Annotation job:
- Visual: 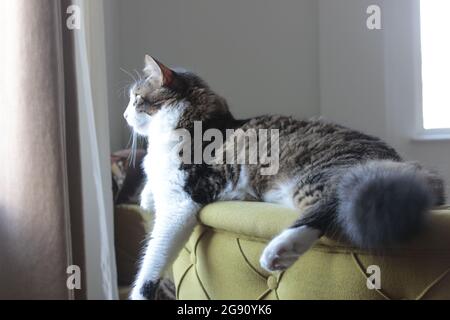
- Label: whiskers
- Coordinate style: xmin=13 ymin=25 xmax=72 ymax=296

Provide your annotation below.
xmin=127 ymin=130 xmax=146 ymax=168
xmin=120 ymin=67 xmax=138 ymax=83
xmin=118 ymin=68 xmax=143 ymax=99
xmin=120 ymin=67 xmax=147 ymax=167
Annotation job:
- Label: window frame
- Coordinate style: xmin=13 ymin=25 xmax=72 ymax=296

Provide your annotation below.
xmin=416 ymin=0 xmax=450 ymax=139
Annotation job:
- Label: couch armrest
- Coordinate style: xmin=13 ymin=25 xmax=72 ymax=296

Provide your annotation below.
xmin=199 ymin=202 xmax=450 ymax=254
xmin=199 ymin=201 xmax=298 ymax=241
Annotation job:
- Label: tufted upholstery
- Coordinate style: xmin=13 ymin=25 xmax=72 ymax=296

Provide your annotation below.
xmin=173 ymin=202 xmax=450 ymax=300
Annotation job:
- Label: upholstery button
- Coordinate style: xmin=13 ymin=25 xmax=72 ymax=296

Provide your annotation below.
xmin=267 ymin=276 xmax=278 ymax=290
xmin=190 ymin=252 xmax=196 ymax=264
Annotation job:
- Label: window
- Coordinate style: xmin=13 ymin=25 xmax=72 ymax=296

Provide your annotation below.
xmin=420 ymin=1 xmax=450 ymax=130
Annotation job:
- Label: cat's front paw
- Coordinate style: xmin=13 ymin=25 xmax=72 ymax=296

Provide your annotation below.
xmin=130 ymin=288 xmax=147 ymax=300
xmin=130 ymin=280 xmax=161 ymax=300
xmin=260 ymin=226 xmax=320 ymax=272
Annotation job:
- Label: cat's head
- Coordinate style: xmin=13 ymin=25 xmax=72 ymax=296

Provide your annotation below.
xmin=124 ymin=55 xmax=231 ymax=136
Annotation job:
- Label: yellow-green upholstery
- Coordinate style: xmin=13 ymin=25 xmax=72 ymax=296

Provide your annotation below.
xmin=173 ymin=202 xmax=450 ymax=300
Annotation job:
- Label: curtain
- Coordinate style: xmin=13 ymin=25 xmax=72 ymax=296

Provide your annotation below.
xmin=0 ymin=0 xmax=118 ymax=300
xmin=72 ymin=0 xmax=118 ymax=300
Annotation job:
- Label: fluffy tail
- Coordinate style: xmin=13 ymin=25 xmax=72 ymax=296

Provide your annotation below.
xmin=337 ymin=160 xmax=445 ymax=249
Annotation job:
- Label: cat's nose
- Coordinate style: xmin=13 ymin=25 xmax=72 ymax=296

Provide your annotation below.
xmin=123 ymin=111 xmax=128 ymax=120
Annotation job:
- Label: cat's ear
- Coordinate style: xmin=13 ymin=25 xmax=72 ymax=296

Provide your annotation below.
xmin=144 ymin=55 xmax=174 ymax=87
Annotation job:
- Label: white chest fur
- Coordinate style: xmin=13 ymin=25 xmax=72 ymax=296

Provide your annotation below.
xmin=142 ymin=105 xmax=191 ymax=213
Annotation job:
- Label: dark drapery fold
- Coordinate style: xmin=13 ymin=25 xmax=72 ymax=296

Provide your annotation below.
xmin=0 ymin=0 xmax=85 ymax=299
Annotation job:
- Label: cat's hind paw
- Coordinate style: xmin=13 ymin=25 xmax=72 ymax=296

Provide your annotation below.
xmin=260 ymin=226 xmax=320 ymax=272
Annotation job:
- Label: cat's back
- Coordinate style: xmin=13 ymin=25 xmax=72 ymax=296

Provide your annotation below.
xmin=239 ymin=115 xmax=338 ymax=136
xmin=237 ymin=115 xmax=401 ymax=166
xmin=239 ymin=114 xmax=376 ymax=142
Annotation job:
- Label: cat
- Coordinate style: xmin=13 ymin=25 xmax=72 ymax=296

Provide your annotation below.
xmin=123 ymin=55 xmax=445 ymax=300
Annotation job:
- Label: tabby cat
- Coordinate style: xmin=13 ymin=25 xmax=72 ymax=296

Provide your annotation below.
xmin=123 ymin=55 xmax=445 ymax=300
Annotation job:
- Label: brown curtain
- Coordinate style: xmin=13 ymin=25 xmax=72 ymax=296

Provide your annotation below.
xmin=0 ymin=0 xmax=85 ymax=299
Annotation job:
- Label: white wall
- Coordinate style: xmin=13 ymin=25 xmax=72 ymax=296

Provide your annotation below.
xmin=105 ymin=0 xmax=320 ymax=149
xmin=319 ymin=0 xmax=450 ymax=199
xmin=318 ymin=0 xmax=387 ymax=138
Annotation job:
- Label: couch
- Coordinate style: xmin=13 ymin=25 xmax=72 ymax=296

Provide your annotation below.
xmin=172 ymin=202 xmax=450 ymax=300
